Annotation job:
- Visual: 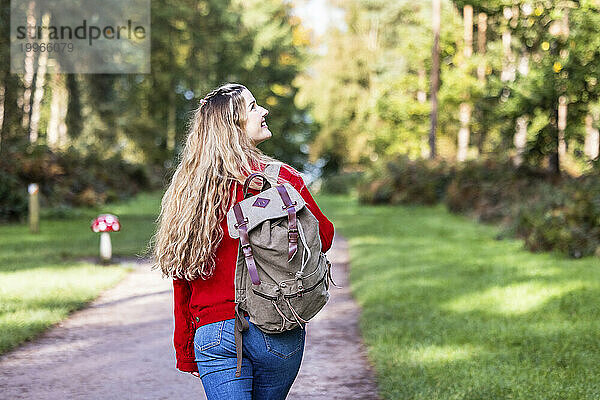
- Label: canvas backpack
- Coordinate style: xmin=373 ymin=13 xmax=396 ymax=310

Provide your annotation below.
xmin=226 ymin=162 xmax=338 ymax=377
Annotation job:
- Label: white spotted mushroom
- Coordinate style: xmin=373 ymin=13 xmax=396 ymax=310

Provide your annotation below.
xmin=90 ymin=214 xmax=121 ymax=263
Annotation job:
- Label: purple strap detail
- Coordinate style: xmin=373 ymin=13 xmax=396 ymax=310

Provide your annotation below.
xmin=233 ymin=203 xmax=261 ymax=285
xmin=276 ymin=185 xmax=298 ymax=262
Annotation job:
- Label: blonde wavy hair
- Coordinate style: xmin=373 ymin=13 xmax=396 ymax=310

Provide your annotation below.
xmin=149 ymin=83 xmax=278 ymax=281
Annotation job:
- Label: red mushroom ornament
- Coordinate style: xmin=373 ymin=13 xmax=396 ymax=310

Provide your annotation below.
xmin=90 ymin=214 xmax=120 ymax=263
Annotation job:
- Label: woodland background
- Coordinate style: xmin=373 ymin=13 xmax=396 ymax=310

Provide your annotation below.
xmin=1 ymin=0 xmax=599 ymax=258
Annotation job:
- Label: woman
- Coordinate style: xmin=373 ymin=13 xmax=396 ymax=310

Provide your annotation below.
xmin=151 ymin=83 xmax=335 ymax=399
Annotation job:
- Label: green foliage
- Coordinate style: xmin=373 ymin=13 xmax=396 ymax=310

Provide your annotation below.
xmin=444 ymin=158 xmax=600 ymax=257
xmin=318 ymin=193 xmax=600 ymax=400
xmin=512 ymin=173 xmax=600 ymax=258
xmin=0 ymin=142 xmax=159 ymax=221
xmin=0 ymin=172 xmax=28 ymax=223
xmin=319 ymin=171 xmax=364 ymax=195
xmin=298 ymin=0 xmax=600 ymax=175
xmin=477 ymin=0 xmax=600 ymax=173
xmin=445 ymin=159 xmax=555 ymax=222
xmin=358 ymin=154 xmax=454 ymax=205
xmin=297 ymin=0 xmax=455 ymax=171
xmin=1 ymin=0 xmax=313 ymax=191
xmin=145 ymin=0 xmax=312 ymax=167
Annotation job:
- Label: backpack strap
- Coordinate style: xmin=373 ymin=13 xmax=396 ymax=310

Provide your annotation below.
xmin=234 ymin=303 xmax=249 ymax=377
xmin=233 ymin=203 xmax=261 ymax=285
xmin=276 ymin=185 xmax=299 ymax=262
xmin=242 ymin=173 xmax=270 ymax=198
xmin=241 ymin=162 xmax=281 ymax=198
xmin=263 ymin=162 xmax=282 ymax=185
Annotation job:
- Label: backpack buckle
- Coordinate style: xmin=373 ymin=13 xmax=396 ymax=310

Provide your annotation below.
xmin=241 ymin=243 xmax=253 ymax=256
xmin=281 ymin=201 xmax=297 ymax=210
xmin=288 ymin=228 xmax=298 ymax=242
xmin=234 ymin=217 xmax=249 ymax=228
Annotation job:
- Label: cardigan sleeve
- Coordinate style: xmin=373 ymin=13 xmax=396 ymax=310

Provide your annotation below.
xmin=298 ymin=179 xmax=335 ymax=253
xmin=172 ymin=278 xmax=198 ymax=373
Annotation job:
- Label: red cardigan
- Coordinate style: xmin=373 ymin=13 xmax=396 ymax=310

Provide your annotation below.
xmin=172 ymin=162 xmax=335 ymax=373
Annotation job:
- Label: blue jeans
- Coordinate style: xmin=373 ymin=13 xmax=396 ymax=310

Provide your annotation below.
xmin=194 ymin=316 xmax=305 ymax=400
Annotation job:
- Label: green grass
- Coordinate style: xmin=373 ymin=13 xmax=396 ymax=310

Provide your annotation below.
xmin=0 ymin=190 xmax=164 ymax=354
xmin=317 ymin=192 xmax=600 ymax=400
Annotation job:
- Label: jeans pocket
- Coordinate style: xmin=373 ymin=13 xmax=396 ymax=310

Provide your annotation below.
xmin=261 ymin=327 xmax=304 ymax=359
xmin=194 ymin=320 xmax=225 ymax=352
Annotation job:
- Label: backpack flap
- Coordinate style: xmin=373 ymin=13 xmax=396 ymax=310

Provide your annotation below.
xmin=226 ymin=182 xmax=306 ymax=239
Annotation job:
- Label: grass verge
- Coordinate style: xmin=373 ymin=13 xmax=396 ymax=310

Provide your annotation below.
xmin=0 ymin=190 xmax=163 ymax=355
xmin=317 ymin=192 xmax=600 ymax=400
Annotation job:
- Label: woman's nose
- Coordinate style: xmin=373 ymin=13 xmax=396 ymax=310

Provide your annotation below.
xmin=261 ymin=107 xmax=269 ymax=117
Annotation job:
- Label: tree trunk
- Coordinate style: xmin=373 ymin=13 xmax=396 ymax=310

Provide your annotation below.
xmin=0 ymin=76 xmax=5 ymax=152
xmin=65 ymin=74 xmax=82 ymax=139
xmin=429 ymin=0 xmax=441 ymax=160
xmin=457 ymin=103 xmax=472 ymax=161
xmin=47 ymin=73 xmax=69 ymax=149
xmin=20 ymin=1 xmax=37 ymax=133
xmin=548 ymin=105 xmax=560 ymax=175
xmin=29 ymin=13 xmax=51 ymax=144
xmin=457 ymin=5 xmax=473 ymax=162
xmin=584 ymin=114 xmax=599 ymax=160
xmin=548 ymin=149 xmax=559 ymax=175
xmin=501 ymin=6 xmax=517 ymax=82
xmin=367 ymin=14 xmax=379 ymax=52
xmin=547 ymin=4 xmax=570 ymax=177
xmin=418 ymin=67 xmax=429 ymax=158
xmin=463 ymin=5 xmax=473 ymax=58
xmin=513 ymin=116 xmax=528 ymax=166
xmin=501 ymin=31 xmax=515 ymax=82
xmin=557 ymin=95 xmax=567 ymax=170
xmin=553 ymin=8 xmax=570 ymax=172
xmin=475 ymin=12 xmax=488 ymax=156
xmin=477 ymin=13 xmax=487 ymax=82
xmin=167 ymin=85 xmax=176 ymax=152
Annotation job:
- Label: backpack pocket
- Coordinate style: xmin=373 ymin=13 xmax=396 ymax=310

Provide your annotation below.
xmin=244 ymin=253 xmax=330 ymax=334
xmin=245 ymin=280 xmax=297 ymax=333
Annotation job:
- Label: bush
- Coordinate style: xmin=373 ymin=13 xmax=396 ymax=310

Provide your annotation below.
xmin=0 ymin=142 xmax=159 ymax=221
xmin=357 ymin=154 xmax=600 ymax=259
xmin=511 ymin=174 xmax=600 ymax=258
xmin=358 ymin=154 xmax=454 ymax=205
xmin=320 ymin=171 xmax=364 ymax=194
xmin=0 ymin=172 xmax=28 ymax=223
xmin=445 ymin=159 xmax=558 ymax=223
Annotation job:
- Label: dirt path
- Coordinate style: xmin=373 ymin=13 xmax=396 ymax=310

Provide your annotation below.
xmin=0 ymin=234 xmax=380 ymax=399
xmin=287 ymin=234 xmax=381 ymax=400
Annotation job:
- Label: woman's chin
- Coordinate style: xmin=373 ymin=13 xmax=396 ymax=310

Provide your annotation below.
xmin=253 ymin=131 xmax=271 ymax=145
